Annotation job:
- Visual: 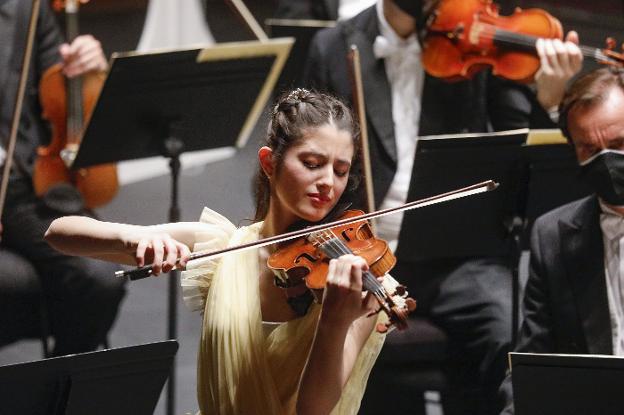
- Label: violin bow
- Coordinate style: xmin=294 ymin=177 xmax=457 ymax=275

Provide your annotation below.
xmin=347 ymin=45 xmax=376 ymax=218
xmin=116 ymin=180 xmax=499 ymax=280
xmin=0 ymin=0 xmax=41 ymax=219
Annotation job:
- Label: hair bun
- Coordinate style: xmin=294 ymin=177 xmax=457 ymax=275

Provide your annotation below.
xmin=287 ymin=88 xmax=311 ymax=103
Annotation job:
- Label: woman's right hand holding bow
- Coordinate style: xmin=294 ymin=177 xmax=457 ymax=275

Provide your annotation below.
xmin=45 ymin=216 xmax=201 ymax=271
xmin=120 ymin=230 xmax=192 ymax=275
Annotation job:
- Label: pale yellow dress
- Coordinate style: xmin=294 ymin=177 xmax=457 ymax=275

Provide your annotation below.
xmin=181 ymin=207 xmax=387 ymax=415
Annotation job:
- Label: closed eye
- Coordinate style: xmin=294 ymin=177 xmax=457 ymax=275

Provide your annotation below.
xmin=303 ymin=160 xmax=320 ymax=169
xmin=335 ymin=168 xmax=349 ymax=177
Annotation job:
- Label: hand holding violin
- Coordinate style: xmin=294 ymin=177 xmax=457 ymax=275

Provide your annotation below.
xmin=535 ymin=31 xmax=583 ymax=110
xmin=59 ymin=34 xmax=108 ymax=78
xmin=320 ymin=255 xmax=380 ymax=328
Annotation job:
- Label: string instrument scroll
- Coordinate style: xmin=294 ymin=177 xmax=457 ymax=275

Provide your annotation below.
xmin=422 ymin=0 xmax=624 ymax=83
xmin=33 ymin=0 xmax=118 ymax=209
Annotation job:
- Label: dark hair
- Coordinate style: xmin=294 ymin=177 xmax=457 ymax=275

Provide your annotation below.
xmin=253 ymin=88 xmax=360 ymax=221
xmin=559 ymin=67 xmax=624 ymax=141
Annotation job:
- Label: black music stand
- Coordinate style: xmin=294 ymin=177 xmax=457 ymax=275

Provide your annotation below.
xmin=265 ymin=18 xmax=335 ymax=91
xmin=521 ymin=130 xmax=592 ymax=247
xmin=72 ymin=38 xmax=292 ymax=415
xmin=0 ymin=340 xmax=178 ymax=415
xmin=397 ymin=129 xmax=529 ymax=260
xmin=397 ymin=129 xmax=590 ymax=345
xmin=510 ymin=352 xmax=624 ymax=415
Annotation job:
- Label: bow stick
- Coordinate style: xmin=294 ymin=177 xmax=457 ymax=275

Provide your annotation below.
xmin=116 ymin=180 xmax=498 ymax=280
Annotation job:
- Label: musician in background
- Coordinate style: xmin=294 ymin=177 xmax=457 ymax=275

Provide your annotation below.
xmin=0 ymin=0 xmax=125 ymax=356
xmin=304 ymin=0 xmax=582 ymax=413
xmin=499 ymin=66 xmax=624 ymax=414
xmin=274 ymin=0 xmax=376 ymax=21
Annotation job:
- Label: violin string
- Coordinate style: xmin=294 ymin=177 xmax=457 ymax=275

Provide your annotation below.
xmin=313 ymin=229 xmax=386 ymax=296
xmin=475 ymin=24 xmax=610 ymax=62
xmin=325 ymin=233 xmax=386 ymax=296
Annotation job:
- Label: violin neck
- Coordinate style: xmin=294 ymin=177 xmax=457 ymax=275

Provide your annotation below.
xmin=65 ymin=1 xmax=84 ymax=142
xmin=492 ymin=29 xmax=616 ymax=65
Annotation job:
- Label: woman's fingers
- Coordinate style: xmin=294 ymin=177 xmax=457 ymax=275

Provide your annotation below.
xmin=132 ymin=233 xmax=189 ymax=275
xmin=177 ymin=242 xmax=192 ymax=268
xmin=162 ymin=237 xmax=179 ymax=273
xmin=150 ymin=237 xmax=165 ymax=275
xmin=135 ymin=238 xmax=149 ymax=267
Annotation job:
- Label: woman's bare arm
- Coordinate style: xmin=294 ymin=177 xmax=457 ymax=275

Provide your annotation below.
xmin=45 ymin=216 xmax=204 ymax=272
xmin=296 ymin=255 xmax=378 ymax=415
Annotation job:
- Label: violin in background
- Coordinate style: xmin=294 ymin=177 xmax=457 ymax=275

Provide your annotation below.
xmin=34 ymin=0 xmax=118 ymax=209
xmin=422 ymin=0 xmax=624 ymax=83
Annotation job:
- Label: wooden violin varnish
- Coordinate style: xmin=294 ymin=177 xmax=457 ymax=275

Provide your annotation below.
xmin=34 ymin=0 xmax=118 ymax=209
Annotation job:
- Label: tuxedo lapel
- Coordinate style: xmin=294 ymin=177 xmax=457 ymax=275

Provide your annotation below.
xmin=342 ymin=9 xmax=397 ymax=164
xmin=560 ymin=197 xmax=612 ymax=355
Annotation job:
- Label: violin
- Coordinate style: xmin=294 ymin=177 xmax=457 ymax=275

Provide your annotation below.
xmin=268 ymin=209 xmax=416 ymax=333
xmin=33 ymin=0 xmax=118 ymax=209
xmin=422 ymin=0 xmax=624 ymax=83
xmin=115 ymin=181 xmax=498 ymax=331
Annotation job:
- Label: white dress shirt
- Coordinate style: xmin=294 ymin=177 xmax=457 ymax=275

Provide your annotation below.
xmin=600 ymin=201 xmax=624 ymax=355
xmin=372 ymin=0 xmax=425 ymax=251
xmin=338 ymin=0 xmax=377 ymax=20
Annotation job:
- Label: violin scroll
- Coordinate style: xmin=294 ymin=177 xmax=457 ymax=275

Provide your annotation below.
xmin=372 ymin=276 xmax=417 ymax=334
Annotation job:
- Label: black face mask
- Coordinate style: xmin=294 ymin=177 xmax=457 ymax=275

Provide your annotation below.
xmin=394 ymin=0 xmax=423 ymax=19
xmin=580 ymin=150 xmax=624 ymax=206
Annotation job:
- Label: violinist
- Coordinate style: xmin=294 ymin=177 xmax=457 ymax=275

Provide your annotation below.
xmin=0 ymin=0 xmax=125 ymax=356
xmin=304 ymin=0 xmax=582 ymax=414
xmin=45 ymin=89 xmax=396 ymax=415
xmin=499 ymin=67 xmax=624 ymax=414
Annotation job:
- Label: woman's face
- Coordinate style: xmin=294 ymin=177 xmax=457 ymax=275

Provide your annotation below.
xmin=270 ymin=123 xmax=354 ymax=225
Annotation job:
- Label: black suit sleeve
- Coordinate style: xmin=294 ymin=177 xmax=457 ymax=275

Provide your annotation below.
xmin=499 ymin=217 xmax=557 ymax=414
xmin=487 ymin=75 xmax=556 ymax=131
xmin=35 ymin=1 xmax=63 ymax=79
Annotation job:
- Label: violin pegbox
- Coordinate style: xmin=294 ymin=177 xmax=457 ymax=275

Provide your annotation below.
xmin=604 ymin=37 xmax=624 ymax=68
xmin=374 ymin=274 xmax=417 ymax=334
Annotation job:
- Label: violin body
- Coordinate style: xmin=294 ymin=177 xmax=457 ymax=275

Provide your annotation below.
xmin=268 ymin=210 xmax=414 ymax=332
xmin=423 ymin=0 xmax=562 ymax=83
xmin=34 ymin=63 xmax=118 ymax=209
xmin=268 ymin=210 xmax=395 ymax=291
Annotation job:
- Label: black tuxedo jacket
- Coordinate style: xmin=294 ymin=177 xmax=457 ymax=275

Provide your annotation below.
xmin=304 ymin=6 xmax=551 ymax=206
xmin=499 ymin=195 xmax=612 ymax=414
xmin=0 ymin=0 xmax=62 ymax=178
xmin=274 ymin=0 xmax=339 ymax=21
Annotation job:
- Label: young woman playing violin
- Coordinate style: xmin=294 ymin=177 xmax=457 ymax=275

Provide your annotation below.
xmin=45 ymin=89 xmax=392 ymax=415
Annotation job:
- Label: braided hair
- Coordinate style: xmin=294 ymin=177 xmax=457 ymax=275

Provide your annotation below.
xmin=253 ymin=89 xmax=360 ymax=221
